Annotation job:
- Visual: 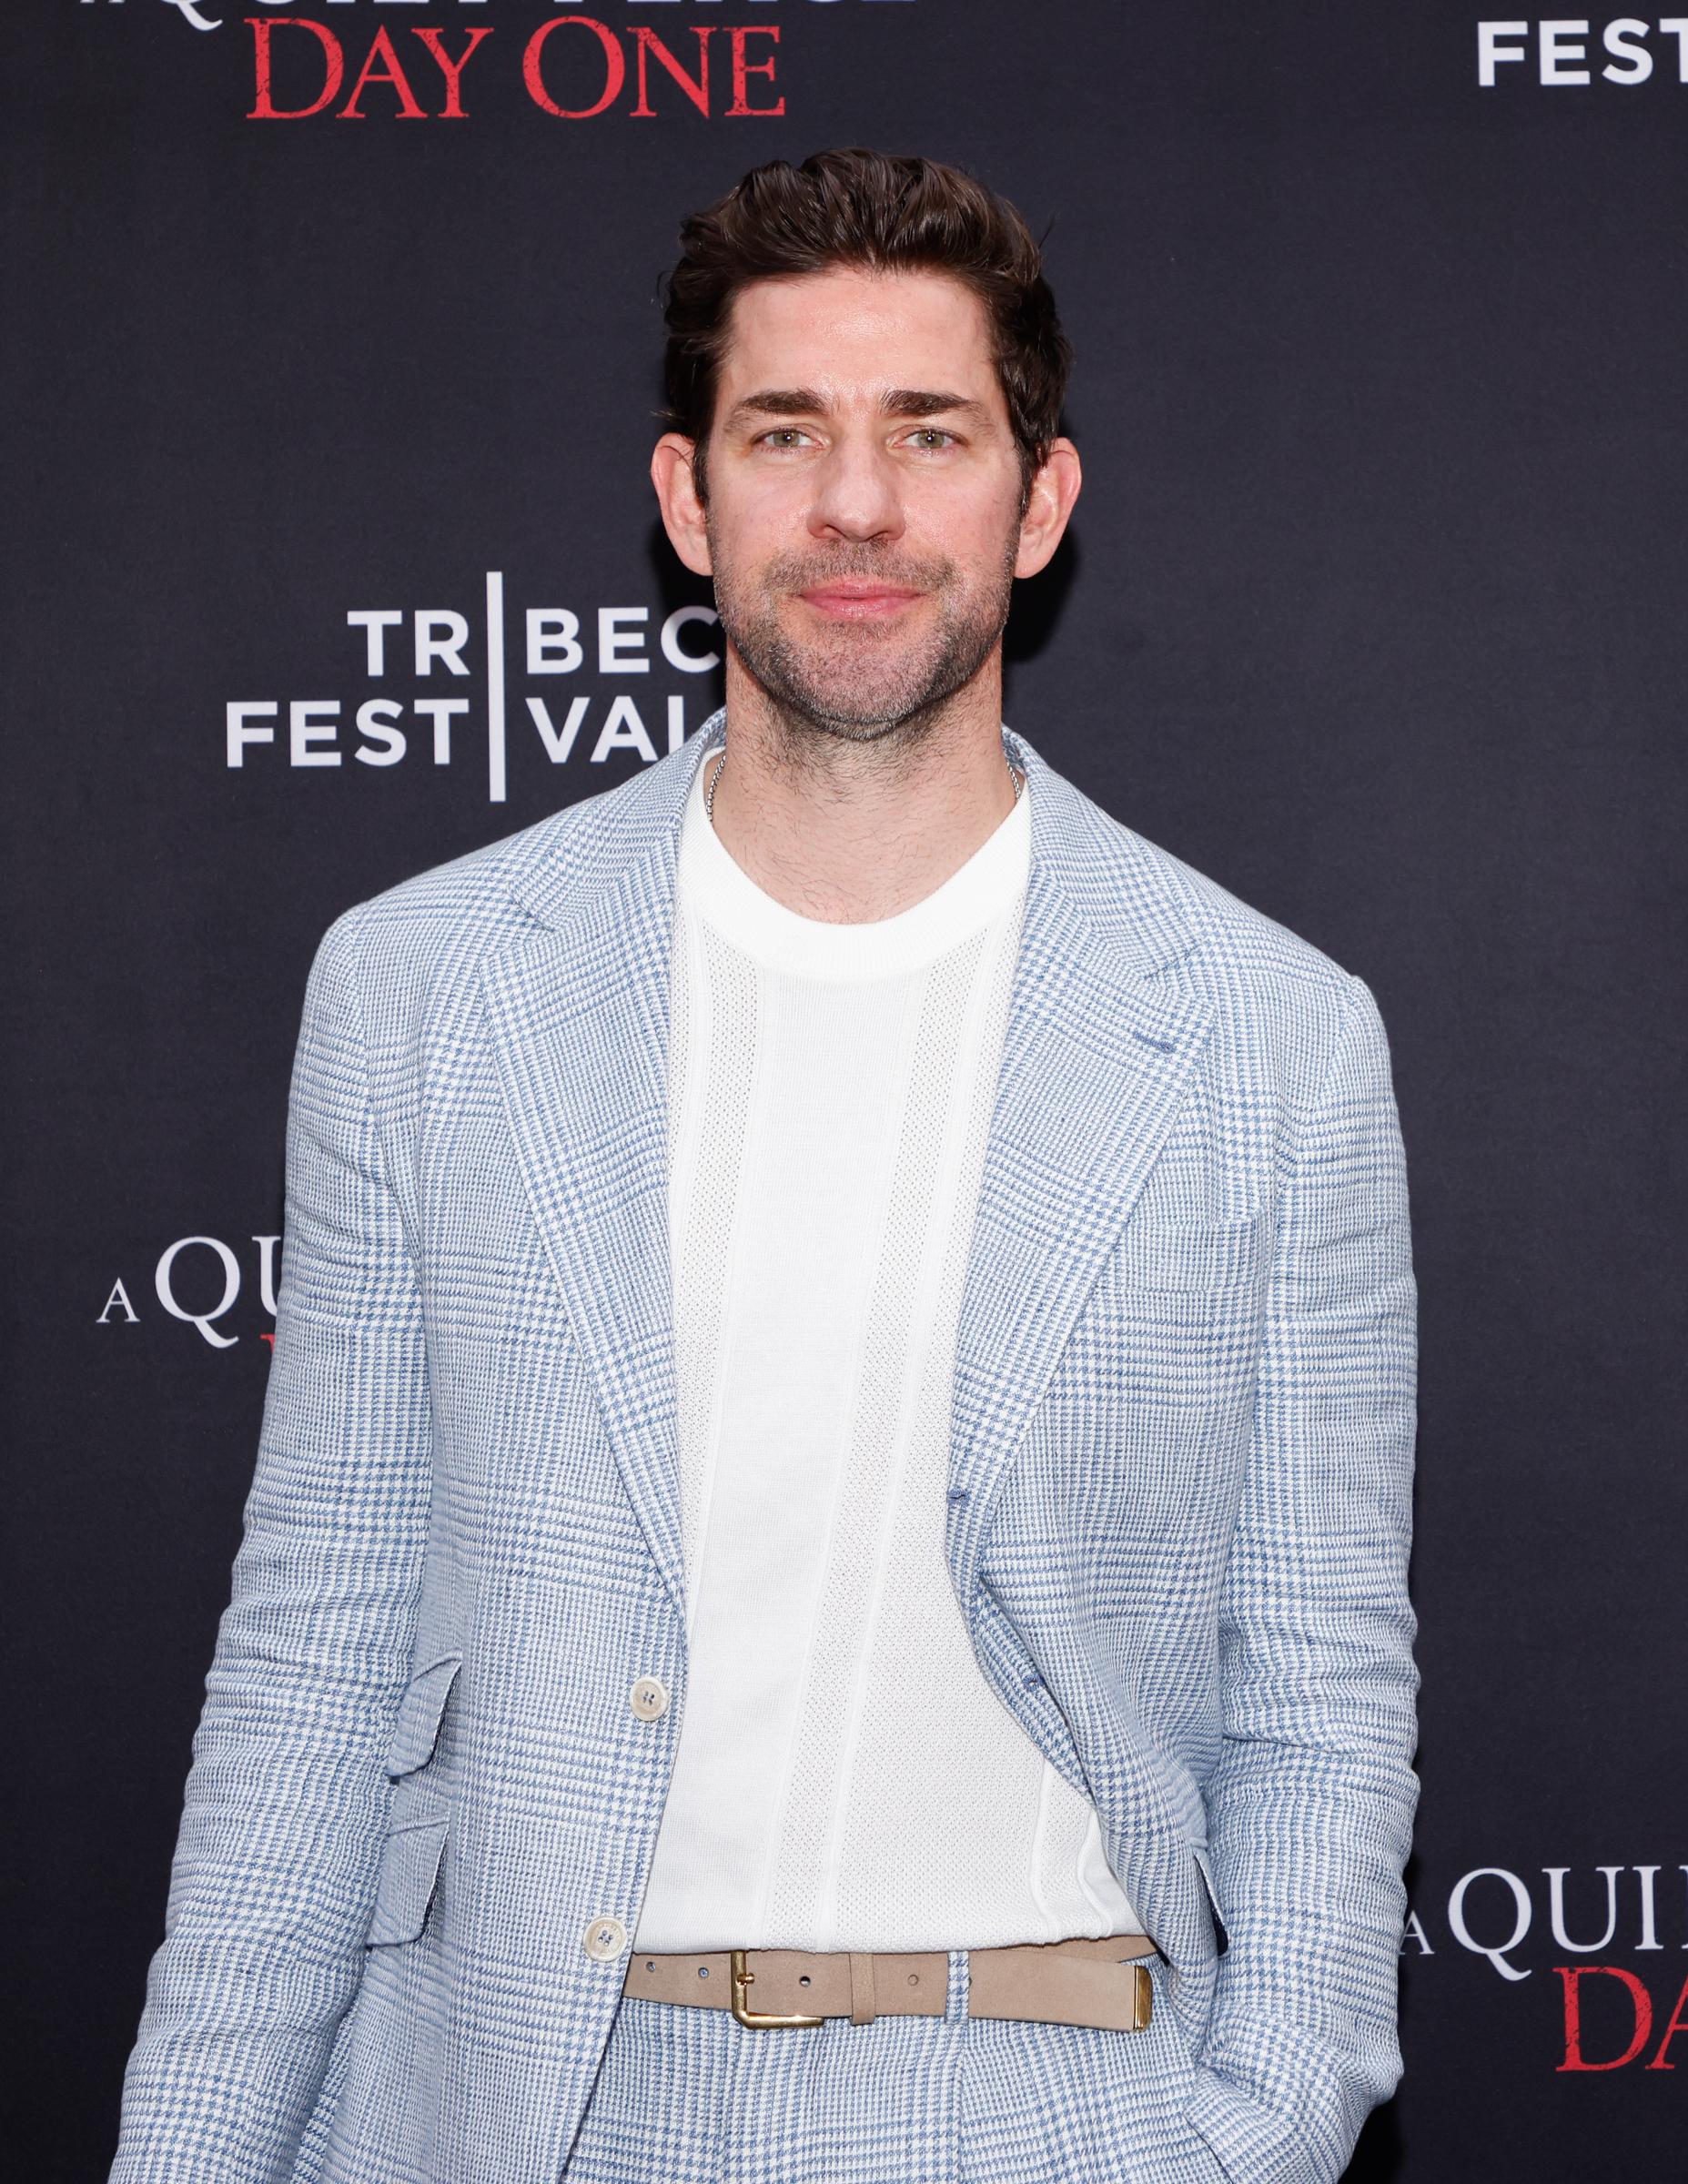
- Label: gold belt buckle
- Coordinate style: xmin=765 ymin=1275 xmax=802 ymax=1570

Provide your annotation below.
xmin=729 ymin=1949 xmax=824 ymax=2028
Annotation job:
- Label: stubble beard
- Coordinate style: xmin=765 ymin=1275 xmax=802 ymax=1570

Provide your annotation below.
xmin=707 ymin=528 xmax=1019 ymax=753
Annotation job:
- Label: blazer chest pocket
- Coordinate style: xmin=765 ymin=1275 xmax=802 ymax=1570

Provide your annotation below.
xmin=1116 ymin=1207 xmax=1269 ymax=1295
xmin=369 ymin=1807 xmax=450 ymax=1946
xmin=385 ymin=1651 xmax=463 ymax=1779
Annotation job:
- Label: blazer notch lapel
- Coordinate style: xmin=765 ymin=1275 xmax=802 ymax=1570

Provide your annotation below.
xmin=947 ymin=867 xmax=1217 ymax=1605
xmin=480 ymin=834 xmax=686 ymax=1620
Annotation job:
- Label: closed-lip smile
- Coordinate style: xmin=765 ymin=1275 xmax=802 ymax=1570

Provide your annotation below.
xmin=797 ymin=581 xmax=924 ymax=622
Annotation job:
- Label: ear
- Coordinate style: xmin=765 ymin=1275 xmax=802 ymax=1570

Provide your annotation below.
xmin=652 ymin=435 xmax=713 ymax=578
xmin=1014 ymin=437 xmax=1082 ymax=581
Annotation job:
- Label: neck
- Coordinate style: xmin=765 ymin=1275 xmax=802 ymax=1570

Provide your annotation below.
xmin=705 ymin=651 xmax=1019 ymax=924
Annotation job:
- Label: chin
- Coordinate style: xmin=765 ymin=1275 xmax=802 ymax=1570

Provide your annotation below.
xmin=780 ymin=691 xmax=942 ymax=741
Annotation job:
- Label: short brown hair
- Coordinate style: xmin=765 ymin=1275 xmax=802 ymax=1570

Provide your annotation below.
xmin=661 ymin=147 xmax=1072 ymax=502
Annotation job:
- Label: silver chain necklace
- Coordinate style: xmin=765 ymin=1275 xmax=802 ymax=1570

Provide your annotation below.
xmin=703 ymin=743 xmax=1022 ymax=826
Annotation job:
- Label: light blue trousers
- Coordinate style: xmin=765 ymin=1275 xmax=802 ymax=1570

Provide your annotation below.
xmin=564 ymin=1955 xmax=1226 ymax=2183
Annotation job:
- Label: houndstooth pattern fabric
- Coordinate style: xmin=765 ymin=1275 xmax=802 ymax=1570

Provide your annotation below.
xmin=110 ymin=711 xmax=1418 ymax=2184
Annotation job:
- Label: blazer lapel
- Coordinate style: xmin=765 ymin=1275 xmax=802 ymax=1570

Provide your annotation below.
xmin=945 ymin=735 xmax=1217 ymax=1609
xmin=480 ymin=723 xmax=723 ymax=1624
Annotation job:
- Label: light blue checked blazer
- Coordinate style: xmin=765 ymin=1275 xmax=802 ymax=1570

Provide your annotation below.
xmin=112 ymin=714 xmax=1418 ymax=2184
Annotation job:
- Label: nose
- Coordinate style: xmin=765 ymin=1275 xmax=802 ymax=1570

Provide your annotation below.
xmin=806 ymin=437 xmax=905 ymax=546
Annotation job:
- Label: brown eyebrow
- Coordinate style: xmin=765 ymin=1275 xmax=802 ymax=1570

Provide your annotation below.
xmin=881 ymin=389 xmax=988 ymax=423
xmin=722 ymin=387 xmax=990 ymax=432
xmin=721 ymin=389 xmax=828 ymax=432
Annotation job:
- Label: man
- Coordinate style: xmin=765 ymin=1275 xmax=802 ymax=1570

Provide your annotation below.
xmin=113 ymin=150 xmax=1418 ymax=2184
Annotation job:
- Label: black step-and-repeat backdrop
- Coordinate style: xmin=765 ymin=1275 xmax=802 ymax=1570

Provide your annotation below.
xmin=5 ymin=4 xmax=1685 ymax=2178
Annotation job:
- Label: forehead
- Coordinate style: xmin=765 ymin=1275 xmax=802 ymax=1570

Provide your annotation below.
xmin=715 ymin=267 xmax=1002 ymax=411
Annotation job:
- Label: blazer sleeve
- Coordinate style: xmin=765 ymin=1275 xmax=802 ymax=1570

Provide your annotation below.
xmin=110 ymin=906 xmax=432 ymax=2184
xmin=1186 ymin=972 xmax=1420 ymax=2184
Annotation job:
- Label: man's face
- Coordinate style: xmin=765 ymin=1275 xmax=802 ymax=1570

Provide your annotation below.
xmin=686 ymin=268 xmax=1034 ymax=741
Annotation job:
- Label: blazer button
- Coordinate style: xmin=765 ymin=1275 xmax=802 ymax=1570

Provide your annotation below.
xmin=629 ymin=1674 xmax=670 ymax=1722
xmin=583 ymin=1916 xmax=629 ymax=1962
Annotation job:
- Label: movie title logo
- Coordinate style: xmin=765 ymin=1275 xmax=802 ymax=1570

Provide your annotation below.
xmin=1408 ymin=1861 xmax=1688 ymax=2071
xmin=98 ymin=1233 xmax=281 ymax=1350
xmin=79 ymin=2 xmax=922 ymax=122
xmin=248 ymin=14 xmax=784 ymax=122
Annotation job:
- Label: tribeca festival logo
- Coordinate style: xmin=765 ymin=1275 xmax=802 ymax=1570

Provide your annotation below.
xmin=226 ymin=574 xmax=723 ymax=802
xmin=78 ymin=2 xmax=921 ymax=123
xmin=1477 ymin=17 xmax=1688 ymax=82
xmin=1409 ymin=1862 xmax=1688 ymax=2070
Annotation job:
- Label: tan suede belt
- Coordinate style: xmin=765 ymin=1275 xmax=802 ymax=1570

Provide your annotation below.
xmin=622 ymin=1933 xmax=1159 ymax=2032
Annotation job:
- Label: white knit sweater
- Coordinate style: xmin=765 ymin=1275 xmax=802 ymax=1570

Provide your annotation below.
xmin=632 ymin=745 xmax=1142 ymax=1953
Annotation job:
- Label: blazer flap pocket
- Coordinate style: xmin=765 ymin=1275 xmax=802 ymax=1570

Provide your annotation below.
xmin=385 ymin=1652 xmax=463 ymax=1778
xmin=1118 ymin=1208 xmax=1268 ymax=1293
xmin=369 ymin=1808 xmax=449 ymax=1946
